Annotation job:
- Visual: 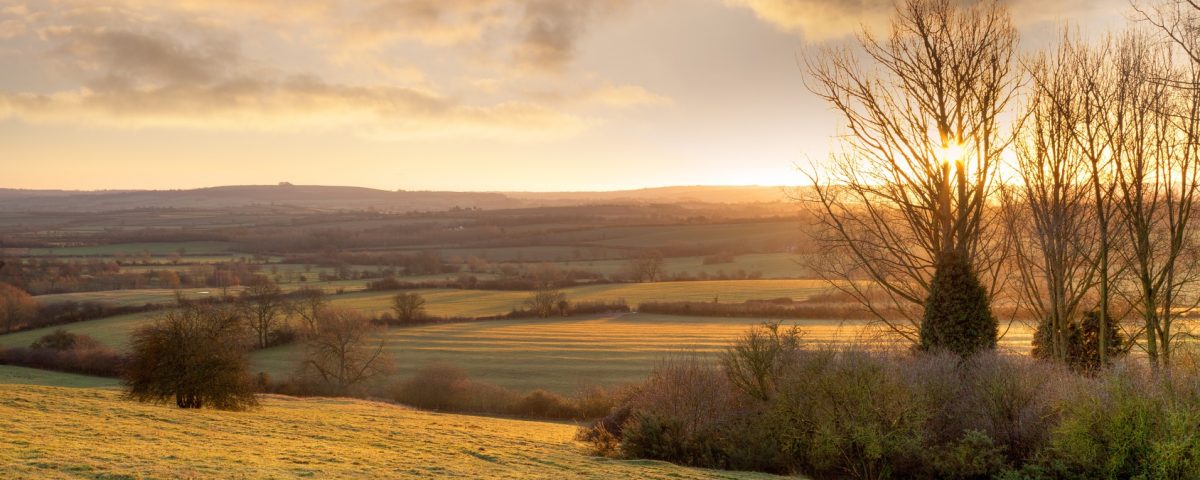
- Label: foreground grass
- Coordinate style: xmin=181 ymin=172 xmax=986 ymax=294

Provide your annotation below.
xmin=0 ymin=385 xmax=779 ymax=479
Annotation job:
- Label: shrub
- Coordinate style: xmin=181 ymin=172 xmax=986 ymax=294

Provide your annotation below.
xmin=923 ymin=430 xmax=1008 ymax=479
xmin=919 ymin=250 xmax=997 ymax=356
xmin=525 ymin=288 xmax=567 ymax=317
xmin=1040 ymin=363 xmax=1200 ymax=479
xmin=0 ymin=340 xmax=123 ymax=377
xmin=1032 ymin=309 xmax=1127 ymax=372
xmin=124 ymin=303 xmax=257 ymax=410
xmin=576 ymin=420 xmax=622 ymax=457
xmin=390 ymin=362 xmax=622 ymax=420
xmin=616 ymin=355 xmax=747 ymax=466
xmin=24 ymin=301 xmax=160 ymax=333
xmin=769 ymin=348 xmax=927 ymax=479
xmin=721 ymin=321 xmax=802 ymax=401
xmin=591 ymin=325 xmax=1116 ymax=479
xmin=30 ymin=329 xmax=101 ymax=351
xmin=391 ymin=292 xmax=427 ymax=323
xmin=392 ymin=362 xmax=476 ymax=411
xmin=511 ymin=390 xmax=577 ymax=419
xmin=0 ymin=283 xmax=38 ymax=332
xmin=637 ymin=299 xmax=872 ymax=320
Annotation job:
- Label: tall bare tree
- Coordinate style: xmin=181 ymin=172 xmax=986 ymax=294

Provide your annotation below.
xmin=1108 ymin=31 xmax=1200 ymax=368
xmin=1068 ymin=37 xmax=1123 ymax=366
xmin=802 ymin=0 xmax=1019 ymax=342
xmin=1002 ymin=36 xmax=1100 ymax=362
xmin=238 ymin=281 xmax=287 ymax=349
xmin=288 ymin=286 xmax=329 ymax=334
xmin=301 ymin=307 xmax=391 ymax=390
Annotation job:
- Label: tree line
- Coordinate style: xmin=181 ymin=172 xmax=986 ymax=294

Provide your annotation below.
xmin=803 ymin=0 xmax=1200 ymax=368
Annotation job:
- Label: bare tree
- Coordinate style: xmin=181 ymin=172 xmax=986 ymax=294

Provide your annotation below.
xmin=1107 ymin=31 xmax=1200 ymax=368
xmin=300 ymin=307 xmax=391 ymax=390
xmin=1002 ymin=36 xmax=1101 ymax=362
xmin=391 ymin=292 xmax=427 ymax=323
xmin=1068 ymin=37 xmax=1124 ymax=366
xmin=238 ymin=281 xmax=287 ymax=349
xmin=526 ymin=287 xmax=567 ymax=317
xmin=1135 ymin=0 xmax=1200 ymax=68
xmin=801 ymin=0 xmax=1019 ymax=342
xmin=625 ymin=250 xmax=665 ymax=283
xmin=288 ymin=286 xmax=328 ymax=333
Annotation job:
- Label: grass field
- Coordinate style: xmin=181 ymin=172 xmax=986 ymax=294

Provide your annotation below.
xmin=534 ymin=252 xmax=811 ymax=279
xmin=31 ymin=278 xmax=830 ymax=312
xmin=251 ymin=313 xmax=907 ymax=393
xmin=358 ymin=245 xmax=634 ymax=262
xmin=0 ymin=311 xmax=157 ymax=350
xmin=28 ymin=241 xmax=234 ymax=257
xmin=0 ymin=385 xmax=778 ymax=479
xmin=32 ymin=280 xmax=373 ymax=307
xmin=11 ymin=280 xmax=832 ymax=352
xmin=0 ymin=365 xmax=119 ymax=388
xmin=325 ymin=279 xmax=834 ymax=319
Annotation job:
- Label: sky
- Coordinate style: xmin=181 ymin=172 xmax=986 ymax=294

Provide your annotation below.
xmin=0 ymin=0 xmax=1129 ymax=192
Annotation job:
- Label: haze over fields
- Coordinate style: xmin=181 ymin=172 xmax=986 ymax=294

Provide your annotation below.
xmin=0 ymin=184 xmax=790 ymax=211
xmin=3 ymin=0 xmax=1199 ymax=479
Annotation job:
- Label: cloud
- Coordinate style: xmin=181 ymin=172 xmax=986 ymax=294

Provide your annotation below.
xmin=521 ymin=82 xmax=671 ymax=108
xmin=724 ymin=0 xmax=893 ymax=40
xmin=725 ymin=0 xmax=1130 ymax=41
xmin=0 ymin=0 xmax=666 ymax=139
xmin=0 ymin=76 xmax=583 ymax=139
xmin=43 ymin=26 xmax=240 ymax=86
xmin=347 ymin=0 xmax=633 ymax=72
xmin=511 ymin=0 xmax=630 ymax=72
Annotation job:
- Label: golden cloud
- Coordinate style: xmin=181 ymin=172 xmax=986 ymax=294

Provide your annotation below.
xmin=726 ymin=0 xmax=1130 ymax=40
xmin=0 ymin=0 xmax=663 ymax=139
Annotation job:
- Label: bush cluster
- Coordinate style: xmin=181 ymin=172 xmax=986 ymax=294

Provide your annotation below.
xmin=267 ymin=362 xmax=622 ymax=420
xmin=389 ymin=363 xmax=623 ymax=420
xmin=638 ymin=298 xmax=870 ymax=320
xmin=0 ymin=329 xmax=124 ymax=377
xmin=372 ymin=300 xmax=631 ymax=327
xmin=580 ymin=322 xmax=1200 ymax=479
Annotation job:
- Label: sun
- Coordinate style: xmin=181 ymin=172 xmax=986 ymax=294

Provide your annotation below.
xmin=939 ymin=141 xmax=966 ymax=167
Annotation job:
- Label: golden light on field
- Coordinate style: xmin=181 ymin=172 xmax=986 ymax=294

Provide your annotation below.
xmin=0 ymin=384 xmax=770 ymax=479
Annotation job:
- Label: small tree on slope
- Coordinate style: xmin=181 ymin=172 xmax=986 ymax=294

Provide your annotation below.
xmin=919 ymin=250 xmax=997 ymax=356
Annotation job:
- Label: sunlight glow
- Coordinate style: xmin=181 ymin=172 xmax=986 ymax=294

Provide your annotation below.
xmin=939 ymin=142 xmax=966 ymax=168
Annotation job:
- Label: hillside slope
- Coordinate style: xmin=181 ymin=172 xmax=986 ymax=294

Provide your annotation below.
xmin=0 ymin=385 xmax=778 ymax=479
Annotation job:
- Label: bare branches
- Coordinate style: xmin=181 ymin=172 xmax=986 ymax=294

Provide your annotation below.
xmin=800 ymin=0 xmax=1018 ymax=342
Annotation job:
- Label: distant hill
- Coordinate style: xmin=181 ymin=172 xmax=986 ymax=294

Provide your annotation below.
xmin=502 ymin=185 xmax=790 ymax=204
xmin=0 ymin=185 xmax=790 ymax=212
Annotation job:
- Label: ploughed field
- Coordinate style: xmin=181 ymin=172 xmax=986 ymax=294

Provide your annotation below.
xmin=0 ymin=383 xmax=780 ymax=479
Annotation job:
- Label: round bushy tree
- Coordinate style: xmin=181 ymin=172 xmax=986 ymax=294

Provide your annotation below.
xmin=1032 ymin=310 xmax=1125 ymax=371
xmin=919 ymin=250 xmax=997 ymax=356
xmin=124 ymin=303 xmax=257 ymax=410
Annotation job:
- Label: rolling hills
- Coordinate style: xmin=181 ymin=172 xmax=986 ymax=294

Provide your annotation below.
xmin=0 ymin=185 xmax=790 ymax=212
